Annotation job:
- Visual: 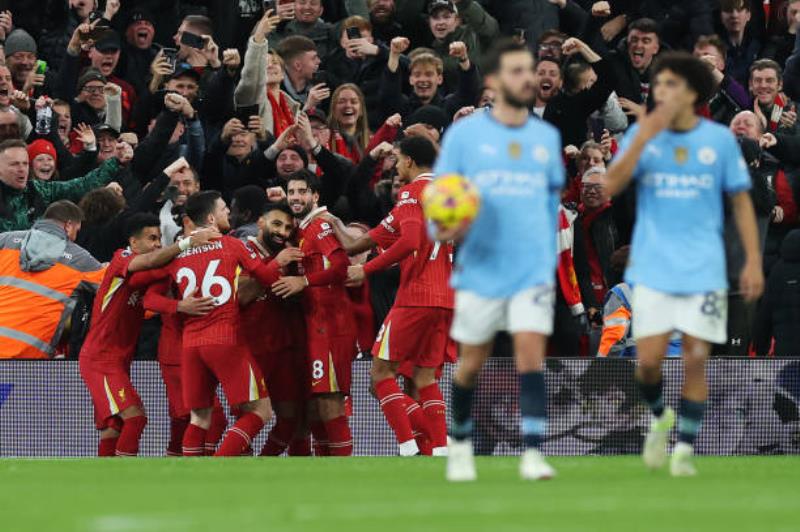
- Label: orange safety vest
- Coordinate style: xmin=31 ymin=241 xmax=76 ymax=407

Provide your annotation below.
xmin=0 ymin=236 xmax=105 ymax=359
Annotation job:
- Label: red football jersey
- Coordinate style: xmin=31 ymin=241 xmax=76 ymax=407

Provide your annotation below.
xmin=143 ymin=279 xmax=184 ymax=366
xmin=297 ymin=208 xmax=356 ymax=338
xmin=165 ymin=235 xmax=280 ymax=348
xmin=239 ymin=237 xmax=305 ymax=356
xmin=81 ymin=248 xmax=149 ymax=367
xmin=369 ymin=175 xmax=454 ymax=309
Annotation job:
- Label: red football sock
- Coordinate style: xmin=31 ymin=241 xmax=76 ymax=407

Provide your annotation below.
xmin=215 ymin=412 xmax=264 ymax=457
xmin=288 ymin=436 xmax=312 ymax=456
xmin=260 ymin=416 xmax=297 ymax=456
xmin=375 ymin=378 xmax=415 ymax=445
xmin=183 ymin=423 xmax=207 ymax=456
xmin=324 ymin=416 xmax=353 ymax=456
xmin=167 ymin=417 xmax=189 ymax=457
xmin=115 ymin=415 xmax=147 ymax=457
xmin=403 ymin=397 xmax=432 ymax=455
xmin=419 ymin=383 xmax=448 ymax=449
xmin=205 ymin=407 xmax=228 ymax=455
xmin=309 ymin=420 xmax=330 ymax=456
xmin=98 ymin=437 xmax=118 ymax=457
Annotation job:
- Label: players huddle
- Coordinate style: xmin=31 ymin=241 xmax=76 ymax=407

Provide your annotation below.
xmin=79 ymin=39 xmax=764 ymax=481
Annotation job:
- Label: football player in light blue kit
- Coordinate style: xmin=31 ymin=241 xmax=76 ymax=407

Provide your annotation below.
xmin=432 ymin=39 xmax=567 ymax=482
xmin=606 ymin=52 xmax=764 ymax=476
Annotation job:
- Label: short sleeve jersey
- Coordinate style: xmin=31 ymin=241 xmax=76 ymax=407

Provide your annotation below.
xmin=615 ymin=119 xmax=751 ymax=293
xmin=369 ymin=175 xmax=454 ymax=309
xmin=81 ymin=249 xmax=146 ymax=367
xmin=166 ymin=235 xmax=268 ymax=347
xmin=433 ymin=111 xmax=565 ymax=298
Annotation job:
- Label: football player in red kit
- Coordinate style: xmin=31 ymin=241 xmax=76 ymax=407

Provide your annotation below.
xmin=79 ymin=213 xmax=219 ymax=457
xmin=152 ymin=191 xmax=303 ymax=457
xmin=238 ymin=203 xmax=309 ymax=456
xmin=272 ymin=171 xmax=357 ymax=456
xmin=331 ymin=136 xmax=454 ymax=456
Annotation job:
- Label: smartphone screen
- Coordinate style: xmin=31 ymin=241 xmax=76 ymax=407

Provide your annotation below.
xmin=263 ymin=0 xmax=276 ymax=11
xmin=236 ymin=105 xmax=260 ymax=125
xmin=162 ymin=47 xmax=178 ymax=73
xmin=346 ymin=27 xmax=361 ymax=40
xmin=311 ymin=70 xmax=327 ymax=87
xmin=180 ymin=32 xmax=206 ymax=50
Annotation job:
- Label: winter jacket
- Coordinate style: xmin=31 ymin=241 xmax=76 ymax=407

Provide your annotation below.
xmin=573 ymin=204 xmax=621 ymax=310
xmin=543 ymin=59 xmax=614 ymax=148
xmin=269 ymin=19 xmax=335 ymax=62
xmin=754 ymin=229 xmax=800 ymax=356
xmin=0 ymin=158 xmax=120 ymax=233
xmin=377 ymin=61 xmax=480 ymax=124
xmin=234 ymin=37 xmax=302 ymax=136
xmin=326 ymin=44 xmax=392 ymax=131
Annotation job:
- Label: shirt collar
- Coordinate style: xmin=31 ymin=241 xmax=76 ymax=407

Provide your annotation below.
xmin=299 ymin=206 xmax=328 ymax=230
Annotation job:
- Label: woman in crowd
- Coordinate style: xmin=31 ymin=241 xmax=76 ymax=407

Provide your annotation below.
xmin=327 ymin=83 xmax=370 ymax=164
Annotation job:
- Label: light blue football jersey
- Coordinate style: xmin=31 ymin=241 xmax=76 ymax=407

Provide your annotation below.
xmin=433 ymin=112 xmax=564 ymax=298
xmin=616 ymin=118 xmax=751 ymax=294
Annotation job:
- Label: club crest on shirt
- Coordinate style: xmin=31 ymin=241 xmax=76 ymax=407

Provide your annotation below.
xmin=674 ymin=147 xmax=689 ymax=164
xmin=533 ymin=146 xmax=550 ymax=164
xmin=698 ymin=147 xmax=717 ymax=165
xmin=508 ymin=142 xmax=522 ymax=160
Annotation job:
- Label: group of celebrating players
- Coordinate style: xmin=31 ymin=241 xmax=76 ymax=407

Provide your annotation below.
xmin=79 ymin=37 xmax=766 ymax=482
xmin=78 ymin=132 xmax=453 ymax=460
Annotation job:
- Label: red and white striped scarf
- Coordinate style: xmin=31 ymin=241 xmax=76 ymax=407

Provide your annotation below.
xmin=768 ymin=93 xmax=786 ymax=132
xmin=557 ymin=206 xmax=585 ymax=317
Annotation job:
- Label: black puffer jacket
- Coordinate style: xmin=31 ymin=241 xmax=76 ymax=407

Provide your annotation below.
xmin=755 ymin=229 xmax=800 ymax=356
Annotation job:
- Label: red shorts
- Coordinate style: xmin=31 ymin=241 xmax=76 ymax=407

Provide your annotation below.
xmin=159 ymin=362 xmax=189 ymax=419
xmin=80 ymin=359 xmax=143 ymax=430
xmin=307 ymin=335 xmax=355 ymax=395
xmin=373 ymin=307 xmax=453 ymax=368
xmin=251 ymin=347 xmax=308 ymax=403
xmin=182 ymin=344 xmax=268 ymax=410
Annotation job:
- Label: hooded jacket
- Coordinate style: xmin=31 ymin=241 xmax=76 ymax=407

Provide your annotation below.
xmin=0 ymin=220 xmax=105 ymax=358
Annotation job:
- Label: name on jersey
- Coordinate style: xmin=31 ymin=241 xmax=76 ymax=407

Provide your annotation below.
xmin=474 ymin=170 xmax=547 ymax=197
xmin=644 ymin=172 xmax=713 ymax=199
xmin=178 ymin=240 xmax=223 ymax=258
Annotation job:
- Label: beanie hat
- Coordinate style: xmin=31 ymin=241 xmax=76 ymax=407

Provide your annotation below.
xmin=281 ymin=144 xmax=309 ymax=167
xmin=27 ymin=139 xmax=57 ymax=165
xmin=5 ymin=29 xmax=37 ymax=57
xmin=77 ymin=68 xmax=107 ymax=91
xmin=406 ymin=105 xmax=449 ymax=134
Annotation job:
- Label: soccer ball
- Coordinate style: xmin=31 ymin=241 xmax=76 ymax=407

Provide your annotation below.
xmin=422 ymin=174 xmax=481 ymax=232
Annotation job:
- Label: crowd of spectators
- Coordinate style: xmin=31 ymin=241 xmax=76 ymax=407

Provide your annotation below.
xmin=0 ymin=0 xmax=799 ymax=359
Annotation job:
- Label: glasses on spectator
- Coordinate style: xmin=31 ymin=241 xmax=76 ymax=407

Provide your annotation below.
xmin=311 ymin=123 xmax=328 ymax=131
xmin=82 ymin=85 xmax=105 ymax=95
xmin=581 ymin=184 xmax=605 ymax=193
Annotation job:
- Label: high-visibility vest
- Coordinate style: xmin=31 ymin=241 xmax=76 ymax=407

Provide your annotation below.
xmin=0 ymin=232 xmax=105 ymax=359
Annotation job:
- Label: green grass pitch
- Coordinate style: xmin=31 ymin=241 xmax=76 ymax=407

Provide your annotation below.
xmin=1 ymin=456 xmax=798 ymax=532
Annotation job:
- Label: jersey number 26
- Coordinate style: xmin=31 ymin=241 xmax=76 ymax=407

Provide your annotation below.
xmin=176 ymin=259 xmax=233 ymax=306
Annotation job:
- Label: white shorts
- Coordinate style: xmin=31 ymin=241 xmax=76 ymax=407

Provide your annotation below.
xmin=631 ymin=285 xmax=727 ymax=345
xmin=450 ymin=285 xmax=555 ymax=345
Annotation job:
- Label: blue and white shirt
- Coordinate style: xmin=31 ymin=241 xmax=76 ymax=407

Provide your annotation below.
xmin=616 ymin=118 xmax=751 ymax=294
xmin=434 ymin=112 xmax=564 ymax=298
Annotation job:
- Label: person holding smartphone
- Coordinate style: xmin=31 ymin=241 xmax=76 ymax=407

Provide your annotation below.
xmin=268 ymin=0 xmax=335 ymax=61
xmin=173 ymin=15 xmax=222 ymax=70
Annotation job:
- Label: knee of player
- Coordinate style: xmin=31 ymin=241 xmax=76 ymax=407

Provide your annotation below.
xmin=412 ymin=368 xmax=437 ymax=389
xmin=370 ymin=359 xmax=398 ymax=383
xmin=120 ymin=405 xmax=146 ymax=420
xmin=190 ymin=407 xmax=214 ymax=429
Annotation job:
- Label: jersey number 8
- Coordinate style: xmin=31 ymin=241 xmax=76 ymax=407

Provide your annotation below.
xmin=176 ymin=259 xmax=233 ymax=306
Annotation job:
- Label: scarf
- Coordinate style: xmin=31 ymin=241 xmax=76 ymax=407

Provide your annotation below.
xmin=768 ymin=93 xmax=786 ymax=132
xmin=557 ymin=206 xmax=584 ymax=316
xmin=268 ymin=90 xmax=295 ymax=138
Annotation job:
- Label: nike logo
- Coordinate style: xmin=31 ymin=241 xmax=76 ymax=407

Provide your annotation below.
xmin=312 ymin=380 xmax=322 ymax=387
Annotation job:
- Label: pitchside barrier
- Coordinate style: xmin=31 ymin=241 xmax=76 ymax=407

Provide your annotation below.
xmin=0 ymin=359 xmax=798 ymax=457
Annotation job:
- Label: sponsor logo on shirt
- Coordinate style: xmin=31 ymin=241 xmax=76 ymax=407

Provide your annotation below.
xmin=474 ymin=170 xmax=547 ymax=197
xmin=643 ymin=172 xmax=714 ymax=199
